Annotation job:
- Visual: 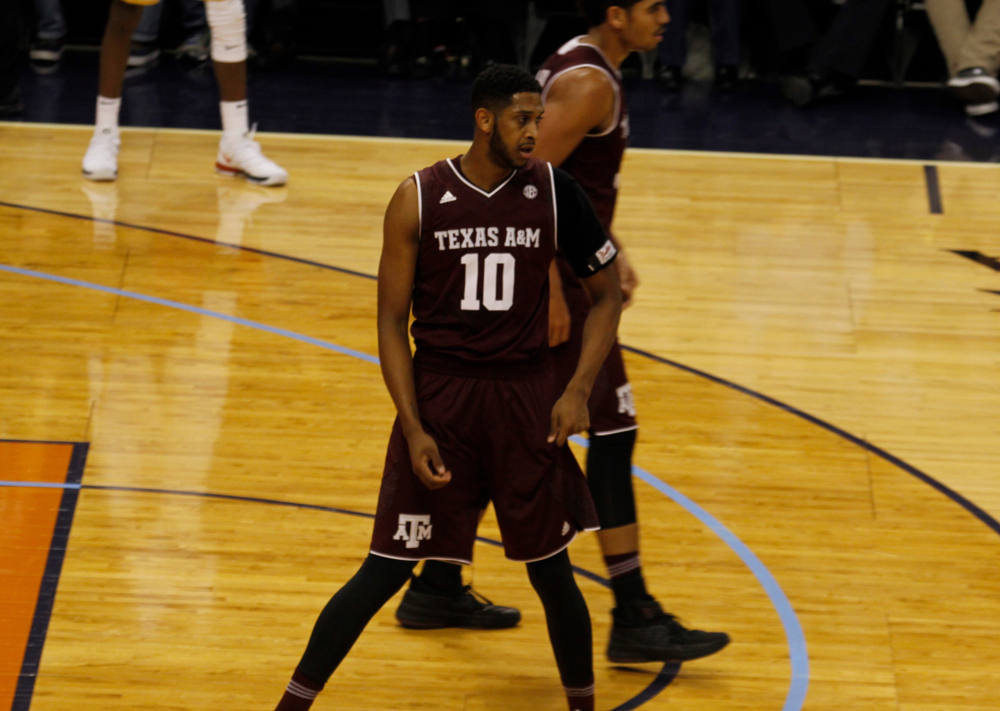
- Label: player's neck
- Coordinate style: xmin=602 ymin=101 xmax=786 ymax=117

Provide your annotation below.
xmin=460 ymin=144 xmax=516 ymax=193
xmin=581 ymin=27 xmax=630 ymax=69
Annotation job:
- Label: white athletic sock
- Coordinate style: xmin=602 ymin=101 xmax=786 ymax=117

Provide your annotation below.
xmin=95 ymin=96 xmax=121 ymax=134
xmin=220 ymin=100 xmax=250 ymax=139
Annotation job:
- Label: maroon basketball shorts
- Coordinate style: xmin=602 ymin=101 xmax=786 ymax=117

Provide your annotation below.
xmin=369 ymin=367 xmax=600 ymax=564
xmin=550 ymin=297 xmax=638 ymax=437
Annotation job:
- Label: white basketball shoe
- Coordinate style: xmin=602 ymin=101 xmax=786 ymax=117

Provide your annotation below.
xmin=82 ymin=127 xmax=120 ymax=181
xmin=215 ymin=126 xmax=288 ymax=186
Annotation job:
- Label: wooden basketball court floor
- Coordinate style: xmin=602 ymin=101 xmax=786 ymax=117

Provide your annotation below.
xmin=1 ymin=122 xmax=999 ymax=711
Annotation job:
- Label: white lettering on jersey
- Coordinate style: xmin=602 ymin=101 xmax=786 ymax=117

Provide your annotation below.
xmin=433 ymin=227 xmax=544 ymax=251
xmin=393 ymin=514 xmax=433 ymax=549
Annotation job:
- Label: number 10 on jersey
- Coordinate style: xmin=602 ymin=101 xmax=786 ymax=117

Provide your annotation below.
xmin=460 ymin=253 xmax=515 ymax=311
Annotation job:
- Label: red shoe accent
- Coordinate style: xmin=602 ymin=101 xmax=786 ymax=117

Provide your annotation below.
xmin=215 ymin=160 xmax=240 ymax=175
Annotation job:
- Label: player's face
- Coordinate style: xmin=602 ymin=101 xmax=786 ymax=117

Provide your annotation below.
xmin=489 ymin=92 xmax=544 ymax=170
xmin=621 ymin=0 xmax=669 ymax=53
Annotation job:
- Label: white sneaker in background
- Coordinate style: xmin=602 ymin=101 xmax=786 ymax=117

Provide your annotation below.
xmin=82 ymin=128 xmax=120 ymax=181
xmin=216 ymin=127 xmax=288 ymax=187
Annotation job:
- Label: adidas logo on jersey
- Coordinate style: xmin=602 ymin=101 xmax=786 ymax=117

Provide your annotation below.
xmin=562 ymin=521 xmax=571 ymax=536
xmin=439 ymin=191 xmax=457 ymax=204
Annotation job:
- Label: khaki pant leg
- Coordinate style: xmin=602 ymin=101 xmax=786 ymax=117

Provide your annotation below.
xmin=925 ymin=0 xmax=971 ymax=76
xmin=961 ymin=0 xmax=1000 ymax=74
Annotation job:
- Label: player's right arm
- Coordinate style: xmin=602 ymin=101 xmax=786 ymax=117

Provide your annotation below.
xmin=377 ymin=177 xmax=452 ymax=490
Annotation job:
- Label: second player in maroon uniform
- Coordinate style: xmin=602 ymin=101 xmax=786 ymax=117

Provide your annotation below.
xmin=399 ymin=0 xmax=731 ymax=666
xmin=271 ymin=66 xmax=621 ymax=711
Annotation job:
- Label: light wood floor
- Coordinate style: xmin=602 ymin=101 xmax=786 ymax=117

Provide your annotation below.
xmin=1 ymin=123 xmax=998 ymax=711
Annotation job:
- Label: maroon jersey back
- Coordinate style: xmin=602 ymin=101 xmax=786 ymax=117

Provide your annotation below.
xmin=410 ymin=157 xmax=557 ymax=370
xmin=537 ymin=36 xmax=628 ymax=232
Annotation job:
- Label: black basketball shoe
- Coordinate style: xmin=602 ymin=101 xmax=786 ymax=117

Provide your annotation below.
xmin=395 ymin=584 xmax=521 ymax=630
xmin=607 ymin=597 xmax=730 ymax=663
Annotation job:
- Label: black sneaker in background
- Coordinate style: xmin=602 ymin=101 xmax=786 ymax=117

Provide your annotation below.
xmin=395 ymin=583 xmax=521 ymax=630
xmin=607 ymin=596 xmax=730 ymax=664
xmin=948 ymin=67 xmax=1000 ymax=105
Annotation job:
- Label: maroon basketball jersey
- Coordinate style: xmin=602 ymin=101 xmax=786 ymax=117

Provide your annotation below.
xmin=537 ymin=36 xmax=629 ymax=232
xmin=410 ymin=157 xmax=557 ymax=369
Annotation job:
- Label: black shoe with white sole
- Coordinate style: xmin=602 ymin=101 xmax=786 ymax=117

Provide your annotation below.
xmin=395 ymin=583 xmax=521 ymax=630
xmin=948 ymin=67 xmax=1000 ymax=105
xmin=607 ymin=597 xmax=730 ymax=664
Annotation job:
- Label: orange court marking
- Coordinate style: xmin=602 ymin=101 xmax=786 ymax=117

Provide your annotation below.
xmin=0 ymin=442 xmax=75 ymax=711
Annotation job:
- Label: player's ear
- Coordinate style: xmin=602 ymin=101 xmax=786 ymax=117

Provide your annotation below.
xmin=474 ymin=107 xmax=494 ymax=133
xmin=607 ymin=5 xmax=627 ymax=30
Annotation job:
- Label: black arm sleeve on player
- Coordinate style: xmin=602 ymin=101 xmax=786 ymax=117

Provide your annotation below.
xmin=552 ymin=167 xmax=618 ymax=278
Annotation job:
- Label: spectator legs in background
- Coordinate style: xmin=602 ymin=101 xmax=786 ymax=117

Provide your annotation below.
xmin=761 ymin=0 xmax=894 ymax=106
xmin=708 ymin=0 xmax=741 ymax=90
xmin=129 ymin=3 xmax=163 ymax=71
xmin=179 ymin=0 xmax=211 ymax=65
xmin=926 ymin=0 xmax=1000 ymax=115
xmin=657 ymin=0 xmax=689 ymax=90
xmin=0 ymin=0 xmax=23 ymax=115
xmin=31 ymin=0 xmax=67 ymax=73
xmin=658 ymin=0 xmax=741 ymax=91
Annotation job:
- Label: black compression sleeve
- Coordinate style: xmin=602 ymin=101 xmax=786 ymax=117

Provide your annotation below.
xmin=552 ymin=167 xmax=618 ymax=278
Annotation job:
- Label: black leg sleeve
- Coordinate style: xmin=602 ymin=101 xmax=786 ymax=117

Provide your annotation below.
xmin=297 ymin=554 xmax=417 ymax=685
xmin=586 ymin=428 xmax=638 ymax=530
xmin=526 ymin=550 xmax=594 ymax=690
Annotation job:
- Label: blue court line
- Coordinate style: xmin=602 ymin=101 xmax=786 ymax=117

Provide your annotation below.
xmin=0 ymin=262 xmax=805 ymax=711
xmin=0 ymin=263 xmax=379 ymax=365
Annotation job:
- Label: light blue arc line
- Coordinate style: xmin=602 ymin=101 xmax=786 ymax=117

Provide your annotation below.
xmin=569 ymin=434 xmax=809 ymax=710
xmin=1 ymin=262 xmax=808 ymax=710
xmin=0 ymin=264 xmax=380 ymax=365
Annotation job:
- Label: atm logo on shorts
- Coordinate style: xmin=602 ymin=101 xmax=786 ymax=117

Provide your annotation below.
xmin=394 ymin=514 xmax=433 ymax=549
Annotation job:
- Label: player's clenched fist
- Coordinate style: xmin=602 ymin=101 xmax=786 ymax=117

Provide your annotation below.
xmin=405 ymin=429 xmax=452 ymax=490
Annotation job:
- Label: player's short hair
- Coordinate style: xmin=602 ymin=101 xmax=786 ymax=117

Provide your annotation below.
xmin=577 ymin=0 xmax=643 ymax=27
xmin=471 ymin=65 xmax=542 ymax=115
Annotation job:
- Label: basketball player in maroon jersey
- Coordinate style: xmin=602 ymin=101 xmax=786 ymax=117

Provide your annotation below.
xmin=398 ymin=0 xmax=731 ymax=665
xmin=271 ymin=65 xmax=621 ymax=711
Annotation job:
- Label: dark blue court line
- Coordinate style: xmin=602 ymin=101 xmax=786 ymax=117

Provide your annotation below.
xmin=619 ymin=344 xmax=1000 ymax=539
xmin=924 ymin=165 xmax=943 ymax=214
xmin=0 ymin=478 xmax=671 ymax=711
xmin=0 ymin=200 xmax=377 ymax=282
xmin=12 ymin=442 xmax=88 ymax=711
xmin=0 ymin=263 xmax=803 ymax=710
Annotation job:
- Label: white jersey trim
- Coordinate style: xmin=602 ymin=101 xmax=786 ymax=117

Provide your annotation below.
xmin=369 ymin=549 xmax=472 ymax=566
xmin=543 ymin=37 xmax=622 ymax=138
xmin=446 ymin=158 xmax=518 ymax=198
xmin=413 ymin=171 xmax=423 ymax=234
xmin=591 ymin=424 xmax=640 ymax=436
xmin=547 ymin=161 xmax=558 ymax=250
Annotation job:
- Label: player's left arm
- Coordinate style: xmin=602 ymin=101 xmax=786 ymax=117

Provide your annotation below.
xmin=548 ymin=169 xmax=623 ymax=446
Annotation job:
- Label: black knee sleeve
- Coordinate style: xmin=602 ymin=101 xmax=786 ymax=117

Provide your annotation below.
xmin=298 ymin=554 xmax=416 ymax=685
xmin=526 ymin=550 xmax=593 ymax=689
xmin=586 ymin=428 xmax=638 ymax=529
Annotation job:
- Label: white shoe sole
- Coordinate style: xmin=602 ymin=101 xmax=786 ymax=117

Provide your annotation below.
xmin=82 ymin=168 xmax=118 ymax=182
xmin=216 ymin=161 xmax=287 ymax=187
xmin=966 ymin=100 xmax=999 ymax=117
